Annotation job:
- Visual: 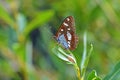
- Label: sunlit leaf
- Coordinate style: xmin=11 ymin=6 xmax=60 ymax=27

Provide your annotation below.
xmin=24 ymin=10 xmax=54 ymax=36
xmin=0 ymin=5 xmax=14 ymax=27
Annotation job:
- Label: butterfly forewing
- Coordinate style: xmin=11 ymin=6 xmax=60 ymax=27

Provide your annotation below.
xmin=55 ymin=16 xmax=78 ymax=50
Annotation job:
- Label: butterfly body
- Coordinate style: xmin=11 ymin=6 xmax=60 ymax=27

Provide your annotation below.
xmin=55 ymin=16 xmax=78 ymax=50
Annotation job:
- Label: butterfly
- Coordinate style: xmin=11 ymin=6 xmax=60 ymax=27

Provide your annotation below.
xmin=54 ymin=16 xmax=78 ymax=50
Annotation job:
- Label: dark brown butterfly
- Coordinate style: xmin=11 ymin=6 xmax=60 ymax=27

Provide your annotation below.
xmin=55 ymin=16 xmax=78 ymax=50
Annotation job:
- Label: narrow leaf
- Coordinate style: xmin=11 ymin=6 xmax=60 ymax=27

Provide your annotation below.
xmin=103 ymin=61 xmax=120 ymax=80
xmin=24 ymin=10 xmax=54 ymax=36
xmin=0 ymin=5 xmax=14 ymax=27
xmin=81 ymin=31 xmax=93 ymax=79
xmin=52 ymin=46 xmax=76 ymax=64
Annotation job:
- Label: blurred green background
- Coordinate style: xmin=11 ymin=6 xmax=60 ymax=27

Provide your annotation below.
xmin=0 ymin=0 xmax=120 ymax=80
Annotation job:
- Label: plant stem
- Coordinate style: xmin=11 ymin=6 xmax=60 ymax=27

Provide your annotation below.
xmin=74 ymin=64 xmax=82 ymax=80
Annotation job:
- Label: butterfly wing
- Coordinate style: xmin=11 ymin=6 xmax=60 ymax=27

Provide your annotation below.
xmin=55 ymin=16 xmax=78 ymax=50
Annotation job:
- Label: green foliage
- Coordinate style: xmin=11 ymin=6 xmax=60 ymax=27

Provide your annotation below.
xmin=103 ymin=61 xmax=120 ymax=80
xmin=0 ymin=5 xmax=14 ymax=27
xmin=87 ymin=70 xmax=101 ymax=80
xmin=24 ymin=10 xmax=54 ymax=36
xmin=0 ymin=0 xmax=120 ymax=80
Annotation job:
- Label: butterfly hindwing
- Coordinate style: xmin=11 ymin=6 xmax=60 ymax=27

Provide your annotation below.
xmin=55 ymin=16 xmax=78 ymax=50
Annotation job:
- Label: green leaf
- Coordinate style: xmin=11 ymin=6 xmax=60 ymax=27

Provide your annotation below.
xmin=24 ymin=10 xmax=54 ymax=36
xmin=87 ymin=70 xmax=101 ymax=80
xmin=52 ymin=45 xmax=76 ymax=64
xmin=103 ymin=61 xmax=120 ymax=80
xmin=81 ymin=32 xmax=93 ymax=79
xmin=0 ymin=5 xmax=14 ymax=27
